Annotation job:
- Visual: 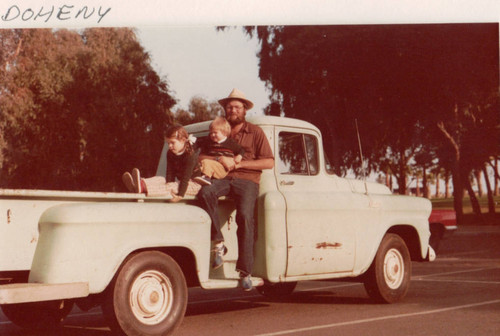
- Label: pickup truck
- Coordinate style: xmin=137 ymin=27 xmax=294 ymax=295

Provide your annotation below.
xmin=0 ymin=116 xmax=434 ymax=336
xmin=429 ymin=209 xmax=457 ymax=252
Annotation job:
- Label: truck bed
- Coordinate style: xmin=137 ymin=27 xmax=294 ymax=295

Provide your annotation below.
xmin=0 ymin=188 xmax=178 ymax=275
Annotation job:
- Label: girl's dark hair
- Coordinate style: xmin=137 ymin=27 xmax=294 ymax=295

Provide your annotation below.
xmin=165 ymin=124 xmax=194 ymax=154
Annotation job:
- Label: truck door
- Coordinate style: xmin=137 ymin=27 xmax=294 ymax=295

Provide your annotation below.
xmin=276 ymin=129 xmax=358 ymax=276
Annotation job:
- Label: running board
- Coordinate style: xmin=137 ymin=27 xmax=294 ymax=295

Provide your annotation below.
xmin=200 ymin=277 xmax=264 ymax=289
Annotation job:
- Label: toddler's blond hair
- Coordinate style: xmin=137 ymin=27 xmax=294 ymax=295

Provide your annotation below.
xmin=209 ymin=117 xmax=231 ymax=136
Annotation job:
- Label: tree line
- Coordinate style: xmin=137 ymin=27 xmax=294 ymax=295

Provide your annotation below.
xmin=0 ymin=28 xmax=175 ymax=191
xmin=237 ymin=24 xmax=499 ymax=222
xmin=1 ymin=25 xmax=498 ymax=224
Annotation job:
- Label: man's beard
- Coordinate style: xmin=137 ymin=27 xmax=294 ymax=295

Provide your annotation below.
xmin=227 ymin=114 xmax=245 ymax=126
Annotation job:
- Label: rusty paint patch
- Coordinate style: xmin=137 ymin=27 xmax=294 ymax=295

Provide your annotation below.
xmin=7 ymin=209 xmax=12 ymax=224
xmin=316 ymin=242 xmax=342 ymax=249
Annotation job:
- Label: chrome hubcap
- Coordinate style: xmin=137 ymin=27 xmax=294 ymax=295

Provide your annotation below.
xmin=129 ymin=270 xmax=173 ymax=325
xmin=383 ymin=248 xmax=404 ymax=289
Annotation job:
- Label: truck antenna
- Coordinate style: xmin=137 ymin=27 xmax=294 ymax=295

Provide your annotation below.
xmin=355 ymin=119 xmax=369 ymax=194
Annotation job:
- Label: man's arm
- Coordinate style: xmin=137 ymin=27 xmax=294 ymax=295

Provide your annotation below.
xmin=199 ymin=154 xmax=237 ymax=171
xmin=208 ymin=156 xmax=274 ymax=171
xmin=236 ymin=157 xmax=274 ymax=170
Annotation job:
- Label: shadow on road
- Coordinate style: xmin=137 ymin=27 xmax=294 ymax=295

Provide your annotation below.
xmin=1 ymin=326 xmax=112 ymax=336
xmin=186 ymin=287 xmax=372 ymax=318
xmin=186 ymin=299 xmax=269 ymax=317
xmin=1 ymin=313 xmax=112 ymax=336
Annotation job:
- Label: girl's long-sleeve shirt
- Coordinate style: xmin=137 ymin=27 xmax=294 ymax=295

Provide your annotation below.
xmin=166 ymin=149 xmax=201 ymax=197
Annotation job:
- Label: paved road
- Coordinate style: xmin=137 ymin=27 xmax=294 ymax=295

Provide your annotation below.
xmin=1 ymin=225 xmax=499 ymax=335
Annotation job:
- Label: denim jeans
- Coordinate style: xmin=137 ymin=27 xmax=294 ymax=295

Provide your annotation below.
xmin=197 ymin=177 xmax=259 ymax=275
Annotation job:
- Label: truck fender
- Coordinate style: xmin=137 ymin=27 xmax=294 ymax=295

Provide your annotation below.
xmin=29 ymin=202 xmax=211 ymax=294
xmin=356 ymin=221 xmax=430 ymax=276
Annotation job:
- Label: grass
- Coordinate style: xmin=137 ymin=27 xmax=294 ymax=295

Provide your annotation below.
xmin=430 ymin=195 xmax=500 ymax=225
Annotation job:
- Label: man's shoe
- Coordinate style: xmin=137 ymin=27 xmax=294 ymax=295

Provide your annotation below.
xmin=212 ymin=244 xmax=227 ymax=269
xmin=240 ymin=274 xmax=252 ymax=291
xmin=132 ymin=168 xmax=142 ymax=193
xmin=122 ymin=172 xmax=135 ymax=192
xmin=194 ymin=175 xmax=212 ymax=186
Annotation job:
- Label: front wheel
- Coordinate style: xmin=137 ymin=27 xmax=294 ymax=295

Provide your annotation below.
xmin=363 ymin=234 xmax=411 ymax=303
xmin=102 ymin=251 xmax=188 ymax=336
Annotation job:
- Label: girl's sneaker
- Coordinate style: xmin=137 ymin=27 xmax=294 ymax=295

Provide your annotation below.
xmin=132 ymin=168 xmax=142 ymax=193
xmin=194 ymin=175 xmax=212 ymax=186
xmin=122 ymin=172 xmax=136 ymax=192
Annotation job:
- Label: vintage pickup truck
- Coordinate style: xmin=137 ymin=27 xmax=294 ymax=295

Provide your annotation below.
xmin=428 ymin=209 xmax=457 ymax=252
xmin=0 ymin=116 xmax=434 ymax=336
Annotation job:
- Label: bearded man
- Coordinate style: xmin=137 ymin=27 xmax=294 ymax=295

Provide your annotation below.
xmin=197 ymin=88 xmax=274 ymax=291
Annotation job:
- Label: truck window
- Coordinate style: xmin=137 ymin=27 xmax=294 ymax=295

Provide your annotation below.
xmin=278 ymin=132 xmax=319 ymax=175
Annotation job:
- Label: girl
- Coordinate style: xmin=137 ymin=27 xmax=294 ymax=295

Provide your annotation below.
xmin=122 ymin=125 xmax=203 ymax=202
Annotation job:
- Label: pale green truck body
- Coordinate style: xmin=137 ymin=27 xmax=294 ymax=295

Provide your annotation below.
xmin=0 ymin=116 xmax=433 ymax=335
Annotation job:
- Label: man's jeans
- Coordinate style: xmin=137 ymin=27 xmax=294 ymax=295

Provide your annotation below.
xmin=197 ymin=177 xmax=259 ymax=275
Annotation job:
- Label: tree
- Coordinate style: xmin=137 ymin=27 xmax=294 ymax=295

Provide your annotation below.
xmin=0 ymin=29 xmax=84 ymax=189
xmin=482 ymin=164 xmax=495 ymax=214
xmin=173 ymin=95 xmax=223 ymax=125
xmin=238 ymin=24 xmax=499 ymax=221
xmin=414 ymin=151 xmax=433 ymax=198
xmin=0 ymin=28 xmax=175 ymax=191
xmin=173 ymin=108 xmax=194 ymax=126
xmin=241 ymin=25 xmax=448 ymax=188
xmin=188 ymin=96 xmax=223 ymax=123
xmin=418 ymin=24 xmax=499 ymax=221
xmin=73 ymin=28 xmax=175 ymax=190
xmin=435 ymin=100 xmax=499 ymax=221
xmin=493 ymin=158 xmax=500 ymax=196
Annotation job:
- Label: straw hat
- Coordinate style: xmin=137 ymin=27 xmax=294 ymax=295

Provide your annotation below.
xmin=218 ymin=88 xmax=254 ymax=110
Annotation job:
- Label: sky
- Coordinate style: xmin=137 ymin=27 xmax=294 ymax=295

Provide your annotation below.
xmin=136 ymin=26 xmax=269 ymax=116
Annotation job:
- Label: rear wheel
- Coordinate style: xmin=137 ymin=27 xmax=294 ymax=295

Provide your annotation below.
xmin=363 ymin=234 xmax=411 ymax=303
xmin=1 ymin=300 xmax=73 ymax=330
xmin=102 ymin=251 xmax=188 ymax=336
